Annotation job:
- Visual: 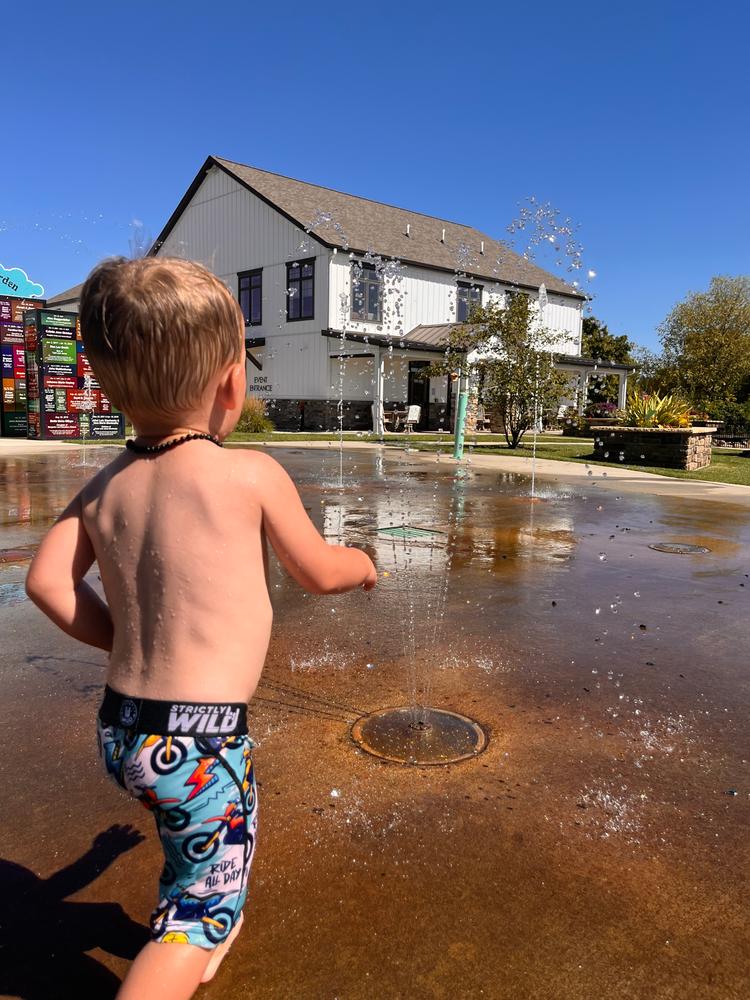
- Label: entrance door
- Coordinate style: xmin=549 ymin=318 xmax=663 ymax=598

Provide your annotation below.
xmin=407 ymin=361 xmax=430 ymax=430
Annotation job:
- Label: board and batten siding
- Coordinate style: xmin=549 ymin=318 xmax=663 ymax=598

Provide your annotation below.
xmin=329 ymin=255 xmax=456 ymax=337
xmin=157 ymin=164 xmax=330 ymax=323
xmin=249 ymin=332 xmax=339 ymax=400
xmin=329 ymin=255 xmax=582 ymax=353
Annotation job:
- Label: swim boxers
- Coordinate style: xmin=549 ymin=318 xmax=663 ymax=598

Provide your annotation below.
xmin=97 ymin=685 xmax=257 ymax=949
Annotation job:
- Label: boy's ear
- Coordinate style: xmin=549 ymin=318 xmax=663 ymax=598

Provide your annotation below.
xmin=217 ymin=362 xmax=245 ymax=411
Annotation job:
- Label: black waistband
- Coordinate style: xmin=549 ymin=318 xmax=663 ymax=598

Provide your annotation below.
xmin=99 ymin=685 xmax=248 ymax=736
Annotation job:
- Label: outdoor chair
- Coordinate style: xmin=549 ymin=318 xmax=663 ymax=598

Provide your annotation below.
xmin=405 ymin=405 xmax=422 ymax=433
xmin=475 ymin=405 xmax=491 ymax=431
xmin=381 ymin=405 xmax=399 ymax=432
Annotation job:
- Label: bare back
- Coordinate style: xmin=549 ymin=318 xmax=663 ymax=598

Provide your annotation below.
xmin=81 ymin=443 xmax=273 ymax=703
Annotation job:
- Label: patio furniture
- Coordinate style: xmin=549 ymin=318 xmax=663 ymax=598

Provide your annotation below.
xmin=405 ymin=405 xmax=421 ymax=433
xmin=475 ymin=405 xmax=491 ymax=431
xmin=383 ymin=406 xmax=404 ymax=432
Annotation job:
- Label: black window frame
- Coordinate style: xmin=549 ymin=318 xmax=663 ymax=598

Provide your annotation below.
xmin=350 ymin=261 xmax=383 ymax=324
xmin=457 ymin=281 xmax=483 ymax=323
xmin=286 ymin=258 xmax=315 ymax=322
xmin=238 ymin=268 xmax=263 ymax=327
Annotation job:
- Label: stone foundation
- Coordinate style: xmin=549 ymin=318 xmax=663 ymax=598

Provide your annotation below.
xmin=590 ymin=426 xmax=715 ymax=470
xmin=259 ymin=398 xmax=452 ymax=432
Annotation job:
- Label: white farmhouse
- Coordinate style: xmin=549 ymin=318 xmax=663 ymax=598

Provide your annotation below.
xmin=49 ymin=155 xmax=630 ymax=430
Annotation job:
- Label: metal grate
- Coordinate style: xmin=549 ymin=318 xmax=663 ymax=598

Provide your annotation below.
xmin=377 ymin=525 xmax=443 ymax=540
xmin=649 ymin=542 xmax=711 ymax=555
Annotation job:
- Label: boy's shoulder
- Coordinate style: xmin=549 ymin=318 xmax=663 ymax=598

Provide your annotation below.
xmin=226 ymin=447 xmax=287 ymax=491
xmin=76 ymin=445 xmax=289 ymax=507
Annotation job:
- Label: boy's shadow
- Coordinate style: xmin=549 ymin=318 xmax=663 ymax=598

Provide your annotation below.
xmin=0 ymin=824 xmax=149 ymax=1000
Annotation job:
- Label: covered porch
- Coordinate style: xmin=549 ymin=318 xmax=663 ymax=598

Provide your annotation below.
xmin=322 ymin=328 xmax=454 ymax=434
xmin=555 ymin=354 xmax=633 ymax=416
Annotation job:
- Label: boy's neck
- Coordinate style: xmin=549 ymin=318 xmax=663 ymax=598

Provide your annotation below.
xmin=134 ymin=423 xmax=210 ymax=441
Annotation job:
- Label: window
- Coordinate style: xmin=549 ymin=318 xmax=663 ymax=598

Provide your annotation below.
xmin=457 ymin=282 xmax=482 ymax=322
xmin=238 ymin=270 xmax=262 ymax=326
xmin=286 ymin=259 xmax=315 ymax=321
xmin=351 ymin=263 xmax=382 ymax=323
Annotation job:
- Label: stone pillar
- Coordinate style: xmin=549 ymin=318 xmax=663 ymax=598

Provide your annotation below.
xmin=464 ymin=387 xmax=479 ymax=433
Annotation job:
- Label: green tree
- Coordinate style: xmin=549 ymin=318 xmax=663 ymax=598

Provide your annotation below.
xmin=658 ymin=276 xmax=750 ymax=409
xmin=581 ymin=316 xmax=634 ymax=364
xmin=581 ymin=316 xmax=634 ymax=404
xmin=424 ymin=294 xmax=568 ymax=448
xmin=629 ymin=344 xmax=675 ymax=393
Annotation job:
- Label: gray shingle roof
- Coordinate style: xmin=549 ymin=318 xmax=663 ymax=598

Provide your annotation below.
xmin=405 ymin=324 xmax=465 ymax=347
xmin=155 ymin=156 xmax=584 ymax=300
xmin=47 ymin=282 xmax=83 ymax=306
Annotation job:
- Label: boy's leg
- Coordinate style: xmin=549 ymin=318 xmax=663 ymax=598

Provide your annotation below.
xmin=201 ymin=911 xmax=244 ymax=983
xmin=96 ymin=698 xmax=258 ymax=998
xmin=119 ymin=732 xmax=257 ymax=996
xmin=116 ymin=941 xmax=211 ymax=1000
xmin=117 ymin=911 xmax=244 ymax=999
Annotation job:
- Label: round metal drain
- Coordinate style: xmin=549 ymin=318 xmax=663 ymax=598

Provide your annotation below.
xmin=351 ymin=707 xmax=487 ymax=766
xmin=649 ymin=542 xmax=711 ymax=555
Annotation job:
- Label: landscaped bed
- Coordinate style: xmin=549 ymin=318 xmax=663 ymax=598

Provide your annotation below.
xmin=590 ymin=425 xmax=715 ymax=471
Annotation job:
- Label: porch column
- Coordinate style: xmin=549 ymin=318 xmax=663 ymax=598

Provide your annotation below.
xmin=577 ymin=372 xmax=589 ymax=416
xmin=617 ymin=372 xmax=628 ymax=410
xmin=371 ymin=347 xmax=385 ymax=434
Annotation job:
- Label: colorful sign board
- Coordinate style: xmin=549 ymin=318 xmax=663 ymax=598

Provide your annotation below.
xmin=23 ymin=308 xmax=124 ymax=441
xmin=0 ymin=265 xmax=44 ymax=299
xmin=0 ymin=295 xmax=45 ymax=435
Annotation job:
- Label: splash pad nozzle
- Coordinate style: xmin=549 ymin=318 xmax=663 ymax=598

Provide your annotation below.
xmin=351 ymin=706 xmax=487 ymax=766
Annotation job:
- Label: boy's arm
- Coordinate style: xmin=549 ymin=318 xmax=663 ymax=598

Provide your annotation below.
xmin=251 ymin=452 xmax=376 ymax=595
xmin=25 ymin=493 xmax=114 ymax=651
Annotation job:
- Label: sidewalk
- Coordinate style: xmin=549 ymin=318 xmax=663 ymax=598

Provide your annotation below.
xmin=0 ymin=438 xmax=83 ymax=455
xmin=429 ymin=449 xmax=750 ymax=505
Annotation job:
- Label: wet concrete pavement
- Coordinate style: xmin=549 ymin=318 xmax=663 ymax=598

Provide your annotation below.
xmin=0 ymin=446 xmax=748 ymax=999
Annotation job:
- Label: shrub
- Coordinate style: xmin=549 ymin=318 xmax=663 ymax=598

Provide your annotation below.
xmin=235 ymin=397 xmax=274 ymax=434
xmin=622 ymin=391 xmax=692 ymax=428
xmin=706 ymin=399 xmax=750 ymax=432
xmin=585 ymin=401 xmax=620 ymax=419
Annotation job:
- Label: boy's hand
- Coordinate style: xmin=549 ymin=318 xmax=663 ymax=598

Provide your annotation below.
xmin=347 ymin=542 xmax=377 ymax=591
xmin=362 ymin=559 xmax=377 ymax=591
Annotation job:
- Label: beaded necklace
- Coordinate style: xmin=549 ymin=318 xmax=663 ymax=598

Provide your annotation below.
xmin=125 ymin=431 xmax=223 ymax=455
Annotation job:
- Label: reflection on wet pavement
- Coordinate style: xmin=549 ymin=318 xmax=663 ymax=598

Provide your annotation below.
xmin=1 ymin=445 xmax=748 ymax=999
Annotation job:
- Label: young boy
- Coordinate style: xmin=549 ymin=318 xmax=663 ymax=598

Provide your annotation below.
xmin=25 ymin=257 xmax=377 ymax=1000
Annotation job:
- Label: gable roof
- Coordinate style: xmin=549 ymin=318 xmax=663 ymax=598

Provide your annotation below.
xmin=153 ymin=156 xmax=584 ymax=300
xmin=47 ymin=282 xmax=83 ymax=306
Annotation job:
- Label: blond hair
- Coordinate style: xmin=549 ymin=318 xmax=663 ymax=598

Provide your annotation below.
xmin=79 ymin=257 xmax=244 ymax=419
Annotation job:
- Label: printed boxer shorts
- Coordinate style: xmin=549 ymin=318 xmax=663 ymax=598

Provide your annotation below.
xmin=97 ymin=685 xmax=257 ymax=948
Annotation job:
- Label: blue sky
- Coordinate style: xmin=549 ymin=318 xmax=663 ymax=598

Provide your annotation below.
xmin=2 ymin=1 xmax=748 ymax=350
